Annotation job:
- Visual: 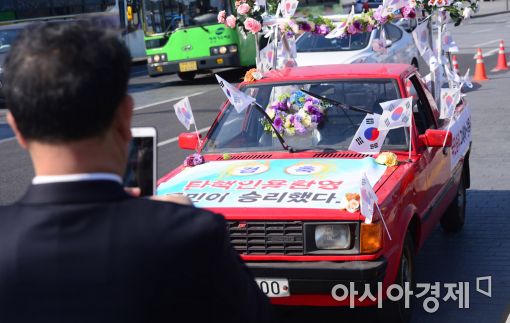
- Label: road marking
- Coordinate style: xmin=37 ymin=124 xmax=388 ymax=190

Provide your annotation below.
xmin=473 ymin=48 xmax=499 ymax=59
xmin=473 ymin=39 xmax=500 ymax=48
xmin=0 ymin=136 xmax=15 ymax=144
xmin=134 ymin=91 xmax=206 ymax=111
xmin=472 ymin=28 xmax=492 ymax=34
xmin=157 ymin=126 xmax=210 ymax=147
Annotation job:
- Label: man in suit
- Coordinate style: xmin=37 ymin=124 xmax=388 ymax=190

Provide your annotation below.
xmin=0 ymin=21 xmax=273 ymax=323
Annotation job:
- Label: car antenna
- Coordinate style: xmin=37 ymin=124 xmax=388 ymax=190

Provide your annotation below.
xmin=252 ymin=102 xmax=295 ymax=153
xmin=300 ymin=89 xmax=372 ymax=114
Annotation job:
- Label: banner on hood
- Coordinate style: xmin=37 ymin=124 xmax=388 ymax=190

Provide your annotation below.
xmin=157 ymin=158 xmax=388 ymax=209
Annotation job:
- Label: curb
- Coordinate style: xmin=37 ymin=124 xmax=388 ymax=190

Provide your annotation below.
xmin=472 ymin=10 xmax=510 ymax=18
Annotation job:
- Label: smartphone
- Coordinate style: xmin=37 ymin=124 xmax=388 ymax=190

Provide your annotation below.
xmin=123 ymin=127 xmax=157 ymax=197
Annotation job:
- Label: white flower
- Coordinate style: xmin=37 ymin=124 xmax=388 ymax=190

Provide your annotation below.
xmin=266 ymin=108 xmax=275 ymax=119
xmin=463 ymin=7 xmax=474 ymax=19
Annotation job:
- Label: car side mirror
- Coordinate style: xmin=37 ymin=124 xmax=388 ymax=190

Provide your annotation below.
xmin=419 ymin=129 xmax=452 ymax=148
xmin=178 ymin=132 xmax=202 ymax=150
xmin=385 ymin=39 xmax=393 ymax=48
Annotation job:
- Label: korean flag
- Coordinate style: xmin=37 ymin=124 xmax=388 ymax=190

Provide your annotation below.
xmin=216 ymin=75 xmax=256 ymax=113
xmin=440 ymin=88 xmax=461 ymax=119
xmin=360 ymin=173 xmax=378 ymax=224
xmin=348 ymin=114 xmax=389 ymax=154
xmin=173 ymin=96 xmax=194 ymax=130
xmin=378 ymin=97 xmax=413 ymax=130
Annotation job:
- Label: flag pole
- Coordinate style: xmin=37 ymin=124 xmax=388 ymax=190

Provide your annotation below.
xmin=442 ymin=116 xmax=453 ymax=148
xmin=375 ymin=203 xmax=392 ymax=240
xmin=408 ymin=117 xmax=412 ymax=161
xmin=192 ymin=123 xmax=202 ymax=150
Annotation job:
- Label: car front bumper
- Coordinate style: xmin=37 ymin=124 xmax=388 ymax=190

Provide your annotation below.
xmin=147 ymin=53 xmax=240 ymax=76
xmin=247 ymin=258 xmax=387 ymax=297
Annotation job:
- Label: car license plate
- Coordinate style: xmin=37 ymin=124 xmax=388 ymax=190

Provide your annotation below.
xmin=255 ymin=278 xmax=290 ymax=297
xmin=179 ymin=61 xmax=197 ymax=72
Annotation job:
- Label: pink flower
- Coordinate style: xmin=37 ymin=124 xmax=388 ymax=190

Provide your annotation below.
xmin=217 ymin=10 xmax=226 ymax=23
xmin=237 ymin=3 xmax=251 ymax=15
xmin=244 ymin=18 xmax=262 ymax=34
xmin=225 ymin=15 xmax=237 ymax=28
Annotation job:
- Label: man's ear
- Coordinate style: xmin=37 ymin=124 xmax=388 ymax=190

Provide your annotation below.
xmin=115 ymin=95 xmax=134 ymax=142
xmin=6 ymin=111 xmax=28 ymax=149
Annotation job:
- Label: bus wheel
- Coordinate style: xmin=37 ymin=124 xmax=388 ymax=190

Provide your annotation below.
xmin=177 ymin=72 xmax=196 ymax=81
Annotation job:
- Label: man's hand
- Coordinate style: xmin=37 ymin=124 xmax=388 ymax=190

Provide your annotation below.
xmin=124 ymin=187 xmax=193 ymax=206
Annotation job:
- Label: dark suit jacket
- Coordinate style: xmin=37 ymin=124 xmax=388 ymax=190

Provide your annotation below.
xmin=0 ymin=180 xmax=273 ymax=323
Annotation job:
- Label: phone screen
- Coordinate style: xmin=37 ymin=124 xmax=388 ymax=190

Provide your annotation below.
xmin=123 ymin=136 xmax=155 ymax=196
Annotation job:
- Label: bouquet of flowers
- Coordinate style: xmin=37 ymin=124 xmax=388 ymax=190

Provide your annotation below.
xmin=218 ymin=0 xmax=263 ymax=34
xmin=261 ymin=90 xmax=327 ymax=137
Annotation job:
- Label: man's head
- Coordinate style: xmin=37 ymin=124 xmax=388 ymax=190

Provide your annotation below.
xmin=5 ymin=20 xmax=134 ymax=175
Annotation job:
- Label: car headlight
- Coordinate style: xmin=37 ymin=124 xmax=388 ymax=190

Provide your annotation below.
xmin=315 ymin=224 xmax=351 ymax=250
xmin=210 ymin=45 xmax=237 ymax=56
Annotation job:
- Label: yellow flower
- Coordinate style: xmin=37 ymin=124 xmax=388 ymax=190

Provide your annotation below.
xmin=266 ymin=108 xmax=275 ymax=120
xmin=375 ymin=152 xmax=398 ymax=167
xmin=301 ymin=114 xmax=312 ymax=127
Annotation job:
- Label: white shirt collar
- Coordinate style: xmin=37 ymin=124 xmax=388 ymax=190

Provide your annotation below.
xmin=32 ymin=173 xmax=122 ymax=185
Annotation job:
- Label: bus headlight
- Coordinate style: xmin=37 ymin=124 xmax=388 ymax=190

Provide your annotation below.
xmin=219 ymin=46 xmax=228 ymax=54
xmin=228 ymin=45 xmax=238 ymax=53
xmin=211 ymin=47 xmax=219 ymax=55
xmin=147 ymin=56 xmax=153 ymax=64
xmin=210 ymin=46 xmax=232 ymax=56
xmin=153 ymin=55 xmax=161 ymax=63
xmin=315 ymin=224 xmax=351 ymax=250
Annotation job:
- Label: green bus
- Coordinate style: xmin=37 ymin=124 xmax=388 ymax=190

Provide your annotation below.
xmin=140 ymin=0 xmax=256 ymax=81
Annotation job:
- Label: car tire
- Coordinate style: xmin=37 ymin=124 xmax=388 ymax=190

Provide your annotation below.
xmin=440 ymin=173 xmax=466 ymax=233
xmin=177 ymin=71 xmax=196 ymax=81
xmin=377 ymin=233 xmax=415 ymax=323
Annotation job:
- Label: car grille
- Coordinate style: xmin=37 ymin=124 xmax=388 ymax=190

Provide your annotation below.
xmin=227 ymin=221 xmax=304 ymax=255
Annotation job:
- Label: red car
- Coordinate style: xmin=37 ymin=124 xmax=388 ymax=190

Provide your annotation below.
xmin=157 ymin=64 xmax=472 ymax=322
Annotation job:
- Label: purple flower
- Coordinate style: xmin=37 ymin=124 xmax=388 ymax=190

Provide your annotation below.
xmin=288 ymin=115 xmax=295 ymax=123
xmin=353 ymin=20 xmax=362 ymax=32
xmin=366 ymin=24 xmax=373 ymax=32
xmin=294 ymin=121 xmax=307 ymax=134
xmin=183 ymin=153 xmax=205 ymax=167
xmin=374 ymin=6 xmax=388 ymax=24
xmin=402 ymin=6 xmax=416 ymax=19
xmin=307 ymin=105 xmax=320 ymax=115
xmin=273 ymin=116 xmax=283 ymax=131
xmin=317 ymin=24 xmax=329 ymax=35
xmin=300 ymin=22 xmax=312 ymax=32
xmin=347 ymin=24 xmax=358 ymax=35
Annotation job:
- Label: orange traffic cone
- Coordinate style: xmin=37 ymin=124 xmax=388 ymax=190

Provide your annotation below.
xmin=492 ymin=40 xmax=509 ymax=72
xmin=473 ymin=48 xmax=489 ymax=81
xmin=452 ymin=55 xmax=460 ymax=74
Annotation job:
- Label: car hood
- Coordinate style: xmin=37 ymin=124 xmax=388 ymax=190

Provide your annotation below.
xmin=157 ymin=157 xmax=388 ymax=210
xmin=295 ymin=48 xmax=368 ymax=66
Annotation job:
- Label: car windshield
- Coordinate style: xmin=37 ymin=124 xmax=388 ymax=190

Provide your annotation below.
xmin=296 ymin=32 xmax=372 ymax=52
xmin=203 ymin=79 xmax=409 ymax=153
xmin=0 ymin=28 xmax=22 ymax=52
xmin=142 ymin=0 xmax=229 ymax=35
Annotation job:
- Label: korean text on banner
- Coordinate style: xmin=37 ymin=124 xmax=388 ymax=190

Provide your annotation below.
xmin=216 ymin=75 xmax=256 ymax=113
xmin=348 ymin=114 xmax=389 ymax=154
xmin=449 ymin=106 xmax=471 ymax=170
xmin=378 ymin=97 xmax=412 ymax=130
xmin=173 ymin=97 xmax=195 ymax=130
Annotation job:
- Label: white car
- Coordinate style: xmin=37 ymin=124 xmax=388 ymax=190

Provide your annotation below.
xmin=295 ymin=22 xmax=420 ymax=68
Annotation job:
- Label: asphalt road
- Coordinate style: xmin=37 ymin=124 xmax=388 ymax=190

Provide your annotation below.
xmin=1 ymin=12 xmax=510 ymax=323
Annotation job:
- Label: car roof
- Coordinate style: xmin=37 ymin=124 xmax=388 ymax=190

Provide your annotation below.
xmin=252 ymin=64 xmax=415 ymax=84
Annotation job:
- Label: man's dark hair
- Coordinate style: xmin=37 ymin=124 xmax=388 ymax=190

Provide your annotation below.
xmin=4 ymin=20 xmax=131 ymax=142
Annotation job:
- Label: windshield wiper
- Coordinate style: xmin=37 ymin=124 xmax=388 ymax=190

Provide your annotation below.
xmin=198 ymin=25 xmax=210 ymax=33
xmin=252 ymin=102 xmax=295 ymax=153
xmin=300 ymin=89 xmax=372 ymax=114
